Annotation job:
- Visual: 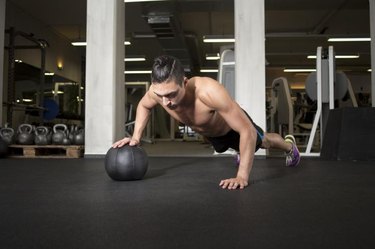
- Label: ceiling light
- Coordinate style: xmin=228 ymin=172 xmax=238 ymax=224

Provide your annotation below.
xmin=368 ymin=69 xmax=372 ymax=72
xmin=45 ymin=72 xmax=55 ymax=76
xmin=200 ymin=69 xmax=219 ymax=73
xmin=52 ymin=91 xmax=64 ymax=94
xmin=72 ymin=41 xmax=131 ymax=46
xmin=125 ymin=0 xmax=168 ymax=2
xmin=328 ymin=38 xmax=371 ymax=42
xmin=203 ymin=35 xmax=235 ymax=43
xmin=124 ymin=56 xmax=146 ymax=62
xmin=307 ymin=55 xmax=360 ymax=59
xmin=283 ymin=69 xmax=316 ymax=73
xmin=132 ymin=32 xmax=157 ymax=38
xmin=206 ymin=53 xmax=220 ymax=60
xmin=124 ymin=70 xmax=152 ymax=74
xmin=71 ymin=41 xmax=87 ymax=46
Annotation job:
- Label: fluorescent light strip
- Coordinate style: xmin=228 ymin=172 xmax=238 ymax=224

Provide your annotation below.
xmin=203 ymin=38 xmax=235 ymax=43
xmin=284 ymin=69 xmax=316 ymax=73
xmin=328 ymin=38 xmax=371 ymax=42
xmin=124 ymin=57 xmax=146 ymax=62
xmin=206 ymin=53 xmax=220 ymax=60
xmin=72 ymin=41 xmax=131 ymax=46
xmin=125 ymin=0 xmax=167 ymax=2
xmin=200 ymin=69 xmax=219 ymax=73
xmin=71 ymin=41 xmax=87 ymax=46
xmin=307 ymin=55 xmax=360 ymax=59
xmin=45 ymin=72 xmax=55 ymax=76
xmin=124 ymin=70 xmax=151 ymax=74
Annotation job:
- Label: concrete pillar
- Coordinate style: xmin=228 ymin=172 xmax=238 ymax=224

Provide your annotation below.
xmin=0 ymin=0 xmax=5 ymax=125
xmin=370 ymin=0 xmax=375 ymax=107
xmin=234 ymin=0 xmax=266 ymax=155
xmin=85 ymin=0 xmax=125 ymax=155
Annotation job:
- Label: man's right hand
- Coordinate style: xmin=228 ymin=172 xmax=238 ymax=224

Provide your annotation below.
xmin=112 ymin=137 xmax=140 ymax=148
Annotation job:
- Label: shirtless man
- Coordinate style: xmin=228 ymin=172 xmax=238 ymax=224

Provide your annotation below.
xmin=113 ymin=55 xmax=300 ymax=190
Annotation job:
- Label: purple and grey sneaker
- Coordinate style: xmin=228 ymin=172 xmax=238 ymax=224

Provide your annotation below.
xmin=285 ymin=135 xmax=300 ymax=167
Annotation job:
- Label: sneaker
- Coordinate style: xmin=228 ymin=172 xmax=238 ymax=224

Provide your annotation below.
xmin=285 ymin=135 xmax=300 ymax=167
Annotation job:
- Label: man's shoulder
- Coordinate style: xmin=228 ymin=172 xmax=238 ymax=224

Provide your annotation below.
xmin=190 ymin=76 xmax=218 ymax=88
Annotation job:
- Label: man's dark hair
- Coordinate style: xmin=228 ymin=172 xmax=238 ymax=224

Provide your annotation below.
xmin=151 ymin=55 xmax=185 ymax=85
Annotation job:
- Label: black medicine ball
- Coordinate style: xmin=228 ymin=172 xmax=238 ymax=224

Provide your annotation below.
xmin=105 ymin=145 xmax=148 ymax=181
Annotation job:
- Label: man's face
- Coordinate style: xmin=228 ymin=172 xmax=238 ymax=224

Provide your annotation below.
xmin=152 ymin=79 xmax=185 ymax=109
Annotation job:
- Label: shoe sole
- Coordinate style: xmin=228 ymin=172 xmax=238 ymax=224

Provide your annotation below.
xmin=285 ymin=134 xmax=296 ymax=144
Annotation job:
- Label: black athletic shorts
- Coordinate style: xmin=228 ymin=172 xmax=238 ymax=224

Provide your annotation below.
xmin=206 ymin=110 xmax=264 ymax=153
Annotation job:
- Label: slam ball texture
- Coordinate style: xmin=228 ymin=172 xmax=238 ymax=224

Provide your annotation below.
xmin=105 ymin=145 xmax=148 ymax=181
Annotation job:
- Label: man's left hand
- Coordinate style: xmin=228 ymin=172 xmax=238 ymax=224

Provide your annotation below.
xmin=219 ymin=176 xmax=248 ymax=190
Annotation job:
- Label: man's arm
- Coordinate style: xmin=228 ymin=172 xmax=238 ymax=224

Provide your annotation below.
xmin=199 ymin=78 xmax=258 ymax=190
xmin=113 ymin=90 xmax=158 ymax=147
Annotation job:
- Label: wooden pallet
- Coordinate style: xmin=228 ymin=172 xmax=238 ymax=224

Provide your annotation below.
xmin=8 ymin=145 xmax=84 ymax=158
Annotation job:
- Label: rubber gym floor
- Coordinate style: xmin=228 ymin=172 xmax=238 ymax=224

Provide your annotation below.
xmin=1 ymin=156 xmax=374 ymax=249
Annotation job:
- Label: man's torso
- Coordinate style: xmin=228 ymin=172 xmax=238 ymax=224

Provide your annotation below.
xmin=154 ymin=77 xmax=231 ymax=137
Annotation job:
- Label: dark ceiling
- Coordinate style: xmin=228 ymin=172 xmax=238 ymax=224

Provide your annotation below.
xmin=7 ymin=0 xmax=372 ymax=75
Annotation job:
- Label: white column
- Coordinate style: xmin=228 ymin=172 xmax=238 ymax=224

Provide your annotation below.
xmin=370 ymin=0 xmax=375 ymax=107
xmin=234 ymin=0 xmax=266 ymax=155
xmin=85 ymin=0 xmax=125 ymax=155
xmin=0 ymin=0 xmax=6 ymax=125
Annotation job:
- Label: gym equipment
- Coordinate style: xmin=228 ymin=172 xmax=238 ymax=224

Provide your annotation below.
xmin=218 ymin=49 xmax=235 ymax=99
xmin=304 ymin=46 xmax=359 ymax=156
xmin=105 ymin=145 xmax=148 ymax=181
xmin=321 ymin=107 xmax=375 ymax=160
xmin=68 ymin=125 xmax=76 ymax=142
xmin=34 ymin=126 xmax=51 ymax=145
xmin=270 ymin=77 xmax=294 ymax=135
xmin=52 ymin=124 xmax=70 ymax=145
xmin=0 ymin=127 xmax=15 ymax=145
xmin=0 ymin=138 xmax=8 ymax=158
xmin=270 ymin=46 xmax=359 ymax=157
xmin=17 ymin=124 xmax=35 ymax=145
xmin=73 ymin=127 xmax=85 ymax=145
xmin=124 ymin=82 xmax=153 ymax=143
xmin=5 ymin=27 xmax=49 ymax=126
xmin=43 ymin=99 xmax=59 ymax=121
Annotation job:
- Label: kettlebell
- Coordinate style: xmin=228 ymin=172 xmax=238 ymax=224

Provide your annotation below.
xmin=68 ymin=125 xmax=76 ymax=143
xmin=0 ymin=127 xmax=15 ymax=145
xmin=52 ymin=124 xmax=69 ymax=145
xmin=74 ymin=127 xmax=85 ymax=145
xmin=17 ymin=124 xmax=35 ymax=145
xmin=62 ymin=128 xmax=71 ymax=145
xmin=34 ymin=126 xmax=51 ymax=145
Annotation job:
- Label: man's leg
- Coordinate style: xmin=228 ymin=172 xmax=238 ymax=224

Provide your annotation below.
xmin=261 ymin=132 xmax=300 ymax=167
